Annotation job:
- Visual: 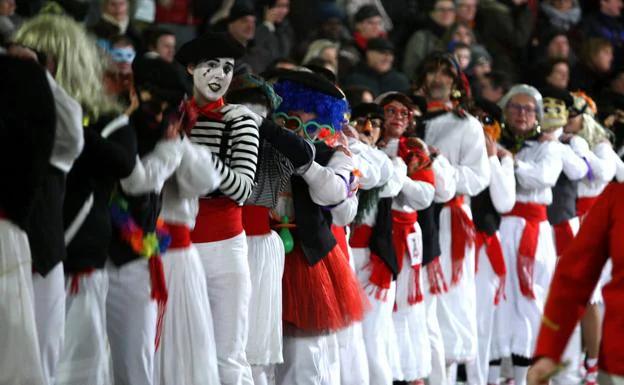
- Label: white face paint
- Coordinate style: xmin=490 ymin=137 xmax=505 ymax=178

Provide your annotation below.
xmin=193 ymin=58 xmax=235 ymax=101
xmin=244 ymin=103 xmax=269 ymax=119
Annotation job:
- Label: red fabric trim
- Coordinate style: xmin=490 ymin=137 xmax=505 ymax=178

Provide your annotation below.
xmin=411 ymin=169 xmax=435 ymax=185
xmin=191 ymin=97 xmax=225 ymax=120
xmin=426 ymin=256 xmax=448 ymax=295
xmin=553 ymin=221 xmax=575 ymax=257
xmin=331 ymin=225 xmax=349 ymax=262
xmin=242 ymin=205 xmax=271 ymax=236
xmin=445 ymin=196 xmax=476 ymax=286
xmin=68 ymin=267 xmax=96 ymax=295
xmin=390 ymin=210 xmax=423 ymax=305
xmin=476 ymin=231 xmax=507 ymax=305
xmin=191 ymin=198 xmax=243 ymax=243
xmin=504 ymin=202 xmax=548 ymax=299
xmin=149 ymin=256 xmax=168 ymax=351
xmin=577 ymin=196 xmax=599 ymax=219
xmin=165 ymin=223 xmax=192 ymax=250
xmin=349 ymin=224 xmax=372 ymax=248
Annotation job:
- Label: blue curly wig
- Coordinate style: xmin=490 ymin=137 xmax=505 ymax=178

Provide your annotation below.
xmin=273 ymin=80 xmax=349 ymax=131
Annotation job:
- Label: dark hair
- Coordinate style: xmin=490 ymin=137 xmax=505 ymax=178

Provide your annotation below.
xmin=539 ymin=57 xmax=569 ymax=83
xmin=343 ymin=85 xmax=375 ymax=107
xmin=226 ymin=88 xmax=271 ymax=110
xmin=110 ymin=35 xmax=134 ymax=48
xmin=144 ymin=27 xmax=174 ymax=51
xmin=483 ymin=71 xmax=512 ymax=95
xmin=414 ymin=51 xmax=471 ymax=105
xmin=378 ymin=92 xmax=415 ymax=110
xmin=583 ymin=37 xmax=612 ymax=65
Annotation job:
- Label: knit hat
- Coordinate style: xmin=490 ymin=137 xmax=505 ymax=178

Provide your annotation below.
xmin=498 ymin=84 xmax=544 ymax=123
xmin=366 ymin=37 xmax=394 ymax=53
xmin=317 ymin=2 xmax=345 ymax=22
xmin=354 ymin=5 xmax=381 ymax=23
xmin=175 ymin=32 xmax=246 ymax=67
xmin=227 ymin=1 xmax=256 ymax=23
xmin=132 ymin=56 xmax=186 ymax=103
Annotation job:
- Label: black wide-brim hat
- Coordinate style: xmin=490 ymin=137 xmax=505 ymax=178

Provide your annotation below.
xmin=275 ymin=69 xmax=344 ymax=99
xmin=540 ymin=85 xmax=574 ymax=108
xmin=351 ymin=102 xmax=384 ymax=121
xmin=175 ymin=32 xmax=246 ymax=67
xmin=475 ymin=98 xmax=503 ymax=123
xmin=133 ymin=56 xmax=187 ymax=102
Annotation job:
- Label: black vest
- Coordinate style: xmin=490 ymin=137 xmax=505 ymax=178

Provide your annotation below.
xmin=547 ymin=173 xmax=578 ymax=225
xmin=471 ymin=187 xmax=500 ymax=236
xmin=291 ymin=143 xmax=336 ymax=266
xmin=420 ymin=204 xmax=441 ymax=266
xmin=369 ymin=197 xmax=399 ymax=277
xmin=29 ymin=166 xmax=67 ymax=275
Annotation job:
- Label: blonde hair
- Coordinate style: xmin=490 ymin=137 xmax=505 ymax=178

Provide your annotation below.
xmin=579 ymin=114 xmax=612 ymax=149
xmin=14 ymin=14 xmax=121 ymax=120
xmin=302 ymin=39 xmax=339 ymax=65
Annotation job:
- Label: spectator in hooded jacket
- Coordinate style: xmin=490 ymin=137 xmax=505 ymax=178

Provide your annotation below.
xmin=403 ymin=0 xmax=456 ymax=80
xmin=582 ymin=0 xmax=624 ymax=70
xmin=344 ymin=37 xmax=409 ymax=96
xmin=351 ymin=4 xmax=385 ymax=55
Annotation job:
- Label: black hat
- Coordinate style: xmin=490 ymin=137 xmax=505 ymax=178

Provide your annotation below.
xmin=275 ymin=69 xmax=343 ymax=99
xmin=410 ymin=95 xmax=428 ymax=115
xmin=304 ymin=63 xmax=338 ymax=84
xmin=475 ymin=98 xmax=503 ymax=123
xmin=540 ymin=85 xmax=574 ymax=108
xmin=132 ymin=56 xmax=186 ymax=103
xmin=175 ymin=32 xmax=246 ymax=67
xmin=227 ymin=1 xmax=256 ymax=23
xmin=317 ymin=1 xmax=346 ymax=21
xmin=354 ymin=4 xmax=381 ymax=23
xmin=351 ymin=102 xmax=384 ymax=120
xmin=366 ymin=37 xmax=394 ymax=53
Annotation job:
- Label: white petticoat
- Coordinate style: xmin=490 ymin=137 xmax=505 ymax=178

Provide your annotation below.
xmin=155 ymin=246 xmax=220 ymax=385
xmin=56 ymin=269 xmax=111 ymax=385
xmin=246 ymin=231 xmax=285 ymax=365
xmin=436 ymin=205 xmax=478 ymax=362
xmin=352 ymin=247 xmax=399 ymax=385
xmin=590 ymin=259 xmax=613 ymax=304
xmin=0 ymin=219 xmax=45 ymax=385
xmin=496 ymin=217 xmax=557 ymax=358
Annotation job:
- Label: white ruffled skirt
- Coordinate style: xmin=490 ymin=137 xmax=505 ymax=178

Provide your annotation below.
xmin=0 ymin=219 xmax=45 ymax=385
xmin=246 ymin=231 xmax=285 ymax=365
xmin=155 ymin=246 xmax=220 ymax=385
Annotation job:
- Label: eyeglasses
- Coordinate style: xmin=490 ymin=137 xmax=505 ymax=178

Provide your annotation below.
xmin=110 ymin=47 xmax=136 ymax=63
xmin=273 ymin=112 xmax=335 ymax=143
xmin=506 ymin=103 xmax=537 ymax=115
xmin=384 ymin=105 xmax=412 ymax=119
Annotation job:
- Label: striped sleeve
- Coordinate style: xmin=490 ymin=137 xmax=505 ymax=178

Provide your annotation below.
xmin=214 ymin=117 xmax=259 ymax=204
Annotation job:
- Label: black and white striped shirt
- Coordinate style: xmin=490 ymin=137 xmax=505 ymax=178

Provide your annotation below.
xmin=190 ymin=114 xmax=259 ymax=204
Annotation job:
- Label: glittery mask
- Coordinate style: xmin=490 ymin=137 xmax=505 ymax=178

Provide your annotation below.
xmin=542 ymin=97 xmax=569 ymax=131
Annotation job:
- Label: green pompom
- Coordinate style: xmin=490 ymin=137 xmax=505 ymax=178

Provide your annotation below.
xmin=279 ymin=215 xmax=294 ymax=253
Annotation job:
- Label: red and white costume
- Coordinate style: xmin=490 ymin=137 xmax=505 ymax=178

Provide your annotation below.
xmin=466 ymin=155 xmax=515 ymax=385
xmin=155 ymin=137 xmax=222 ymax=385
xmin=424 ymin=112 xmax=491 ymax=369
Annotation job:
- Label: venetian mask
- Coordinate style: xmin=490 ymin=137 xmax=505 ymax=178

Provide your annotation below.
xmin=193 ymin=58 xmax=235 ymax=101
xmin=542 ymin=97 xmax=569 ymax=131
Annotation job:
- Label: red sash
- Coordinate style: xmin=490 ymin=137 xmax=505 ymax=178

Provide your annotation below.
xmin=446 ymin=196 xmax=476 ymax=286
xmin=390 ymin=210 xmax=423 ymax=305
xmin=503 ymin=202 xmax=548 ymax=299
xmin=165 ymin=223 xmax=192 ymax=250
xmin=68 ymin=267 xmax=96 ymax=295
xmin=242 ymin=206 xmax=271 ymax=236
xmin=191 ymin=198 xmax=243 ymax=243
xmin=426 ymin=256 xmax=448 ymax=295
xmin=476 ymin=231 xmax=507 ymax=305
xmin=576 ymin=196 xmax=599 ymax=220
xmin=349 ymin=224 xmax=372 ymax=249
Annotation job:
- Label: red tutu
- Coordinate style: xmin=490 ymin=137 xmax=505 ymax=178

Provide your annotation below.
xmin=282 ymin=244 xmax=368 ymax=334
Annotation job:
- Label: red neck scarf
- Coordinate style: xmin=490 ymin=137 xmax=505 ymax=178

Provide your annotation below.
xmin=192 ymin=97 xmax=225 ymax=120
xmin=427 ymin=100 xmax=453 ymax=113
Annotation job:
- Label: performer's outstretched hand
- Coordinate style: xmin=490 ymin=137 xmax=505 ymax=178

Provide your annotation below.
xmin=527 ymin=357 xmax=559 ymax=385
xmin=221 ymin=104 xmax=263 ymax=126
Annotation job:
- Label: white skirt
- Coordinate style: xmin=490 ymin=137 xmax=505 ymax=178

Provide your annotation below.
xmin=246 ymin=231 xmax=285 ymax=365
xmin=56 ymin=269 xmax=111 ymax=385
xmin=496 ymin=216 xmax=557 ymax=358
xmin=0 ymin=219 xmax=45 ymax=385
xmin=590 ymin=259 xmax=613 ymax=304
xmin=155 ymin=246 xmax=220 ymax=385
xmin=352 ymin=247 xmax=399 ymax=385
xmin=436 ymin=205 xmax=478 ymax=362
